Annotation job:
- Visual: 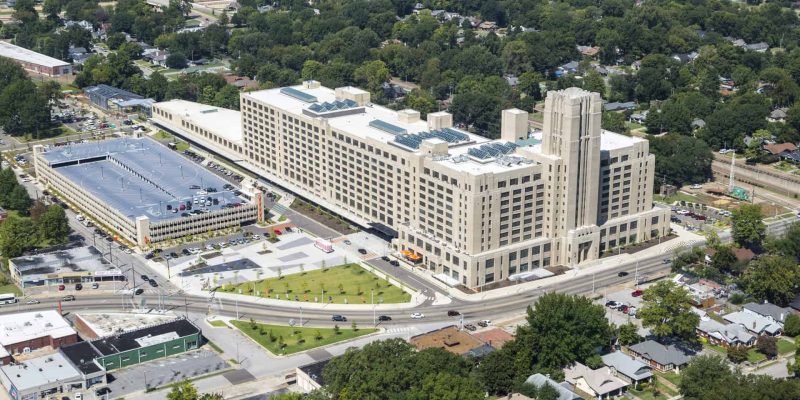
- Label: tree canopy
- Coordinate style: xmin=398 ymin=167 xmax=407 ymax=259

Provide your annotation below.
xmin=638 ymin=280 xmax=700 ymax=340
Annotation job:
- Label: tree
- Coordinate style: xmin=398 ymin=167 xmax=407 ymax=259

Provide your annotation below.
xmin=742 ymin=255 xmax=800 ymax=306
xmin=731 ymin=204 xmax=765 ymax=248
xmin=166 ymin=52 xmax=188 ymax=69
xmin=6 ymin=185 xmax=32 ymax=214
xmin=766 ymin=223 xmax=800 ymax=262
xmin=0 ymin=215 xmax=34 ymax=257
xmin=166 ymin=380 xmax=222 ymax=400
xmin=582 ymin=70 xmax=606 ymax=97
xmin=602 ymin=112 xmax=627 ymax=134
xmin=353 ymin=60 xmax=390 ymax=97
xmin=517 ymin=71 xmax=542 ymax=100
xmin=0 ymin=80 xmax=51 ymax=138
xmin=512 ymin=293 xmax=613 ymax=377
xmin=756 ymin=336 xmax=778 ymax=359
xmin=710 ymin=245 xmax=738 ymax=275
xmin=648 ymin=134 xmax=713 ymax=187
xmin=617 ymin=323 xmax=642 ymax=346
xmin=38 ymin=205 xmax=70 ymax=244
xmin=785 ymin=314 xmax=800 ymax=337
xmin=477 ymin=347 xmax=517 ymax=395
xmin=638 ymin=281 xmax=700 ymax=340
xmin=727 ymin=345 xmax=748 ymax=364
xmin=679 ymin=355 xmax=733 ymax=399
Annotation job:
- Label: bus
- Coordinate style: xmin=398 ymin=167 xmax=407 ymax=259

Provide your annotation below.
xmin=0 ymin=293 xmax=17 ymax=305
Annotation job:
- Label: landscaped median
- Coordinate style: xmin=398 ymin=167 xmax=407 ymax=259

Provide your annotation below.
xmin=230 ymin=319 xmax=377 ymax=355
xmin=216 ymin=263 xmax=412 ymax=304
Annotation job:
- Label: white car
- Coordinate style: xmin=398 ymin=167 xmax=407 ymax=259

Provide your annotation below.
xmin=75 ymin=214 xmax=85 ymax=221
xmin=26 ymin=299 xmax=39 ymax=304
xmin=690 ymin=184 xmax=702 ymax=189
xmin=410 ymin=312 xmax=424 ymax=319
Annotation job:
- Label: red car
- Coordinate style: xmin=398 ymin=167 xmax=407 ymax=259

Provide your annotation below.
xmin=58 ymin=284 xmax=65 ymax=291
xmin=621 ymin=306 xmax=630 ymax=314
xmin=631 ymin=289 xmax=643 ymax=297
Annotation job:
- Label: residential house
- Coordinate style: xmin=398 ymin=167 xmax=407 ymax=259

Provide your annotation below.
xmin=691 ymin=118 xmax=705 ymax=130
xmin=471 ymin=328 xmax=514 ymax=349
xmin=696 ymin=317 xmax=756 ymax=348
xmin=505 ymin=75 xmax=519 ymax=88
xmin=672 ymin=52 xmax=699 ymax=63
xmin=557 ymin=61 xmax=580 ymax=76
xmin=627 ymin=340 xmax=696 ymax=372
xmin=629 ymin=110 xmax=648 ymax=124
xmin=768 ymin=108 xmax=788 ymax=123
xmin=744 ymin=42 xmax=770 ymax=53
xmin=603 ymin=102 xmax=636 ymax=112
xmin=763 ymin=143 xmax=800 ymax=162
xmin=631 ymin=60 xmax=642 ymax=70
xmin=409 ymin=326 xmax=495 ymax=358
xmin=381 ymin=82 xmax=406 ymax=100
xmin=223 ymin=75 xmax=259 ymax=91
xmin=726 ymin=37 xmax=747 ymax=47
xmin=515 ymin=373 xmax=583 ymax=400
xmin=723 ymin=311 xmax=783 ymax=336
xmin=68 ymin=47 xmax=91 ymax=65
xmin=601 ymin=351 xmax=652 ymax=388
xmin=564 ymin=362 xmax=628 ymax=399
xmin=743 ymin=302 xmax=791 ymax=324
xmin=789 ymin=294 xmax=800 ymax=315
xmin=576 ymin=45 xmax=600 ymax=59
xmin=478 ymin=21 xmax=498 ymax=32
xmin=144 ymin=50 xmax=169 ymax=67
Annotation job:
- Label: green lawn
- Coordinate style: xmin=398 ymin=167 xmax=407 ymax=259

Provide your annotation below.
xmin=230 ymin=320 xmax=376 ymax=355
xmin=656 ymin=371 xmax=682 ymax=387
xmin=220 ymin=263 xmax=411 ymax=304
xmin=208 ymin=319 xmax=228 ymax=328
xmin=778 ymin=338 xmax=797 ymax=355
xmin=747 ymin=348 xmax=767 ymax=363
xmin=175 ymin=141 xmax=190 ymax=151
xmin=153 ymin=130 xmax=173 ymax=140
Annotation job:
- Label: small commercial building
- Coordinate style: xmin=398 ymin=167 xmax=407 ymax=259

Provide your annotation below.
xmin=59 ymin=342 xmax=107 ymax=390
xmin=88 ymin=319 xmax=201 ymax=371
xmin=0 ymin=352 xmax=84 ymax=400
xmin=0 ymin=41 xmax=72 ymax=77
xmin=296 ymin=359 xmax=330 ymax=392
xmin=73 ymin=312 xmax=180 ymax=339
xmin=9 ymin=245 xmax=125 ymax=290
xmin=84 ymin=84 xmax=154 ymax=116
xmin=33 ymin=137 xmax=261 ymax=247
xmin=0 ymin=311 xmax=78 ymax=365
xmin=409 ymin=325 xmax=495 ymax=357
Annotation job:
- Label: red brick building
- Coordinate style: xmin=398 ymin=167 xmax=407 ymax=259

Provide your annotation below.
xmin=0 ymin=41 xmax=73 ymax=77
xmin=0 ymin=310 xmax=78 ymax=365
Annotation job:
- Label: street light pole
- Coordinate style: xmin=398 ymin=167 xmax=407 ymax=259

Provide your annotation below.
xmin=371 ymin=289 xmax=375 ymax=327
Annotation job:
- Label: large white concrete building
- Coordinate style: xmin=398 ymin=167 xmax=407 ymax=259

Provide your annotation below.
xmin=152 ymin=83 xmax=669 ymax=289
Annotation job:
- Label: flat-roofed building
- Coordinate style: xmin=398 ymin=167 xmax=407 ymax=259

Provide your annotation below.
xmin=0 ymin=311 xmax=78 ymax=365
xmin=0 ymin=352 xmax=84 ymax=400
xmin=9 ymin=245 xmax=124 ymax=289
xmin=0 ymin=41 xmax=72 ymax=76
xmin=73 ymin=312 xmax=180 ymax=339
xmin=33 ymin=137 xmax=261 ymax=247
xmin=152 ymin=83 xmax=669 ymax=289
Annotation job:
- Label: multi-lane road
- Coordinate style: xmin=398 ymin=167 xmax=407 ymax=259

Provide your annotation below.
xmin=2 ymin=249 xmax=686 ymax=328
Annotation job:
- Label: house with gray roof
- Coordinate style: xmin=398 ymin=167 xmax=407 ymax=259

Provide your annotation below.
xmin=743 ymin=302 xmax=791 ymax=323
xmin=627 ymin=340 xmax=696 ymax=373
xmin=724 ymin=310 xmax=783 ymax=336
xmin=601 ymin=351 xmax=652 ymax=387
xmin=520 ymin=373 xmax=583 ymax=400
xmin=564 ymin=361 xmax=628 ymax=399
xmin=696 ymin=317 xmax=756 ymax=348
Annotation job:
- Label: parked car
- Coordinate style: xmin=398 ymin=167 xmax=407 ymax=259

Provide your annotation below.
xmin=605 ymin=300 xmax=621 ymax=308
xmin=358 ymin=248 xmax=367 ymax=255
xmin=58 ymin=284 xmax=65 ymax=291
xmin=343 ymin=240 xmax=351 ymax=245
xmin=410 ymin=312 xmax=424 ymax=319
xmin=477 ymin=320 xmax=491 ymax=327
xmin=463 ymin=324 xmax=477 ymax=331
xmin=75 ymin=283 xmax=82 ymax=291
xmin=140 ymin=275 xmax=150 ymax=282
xmin=381 ymin=256 xmax=390 ymax=262
xmin=631 ymin=289 xmax=644 ymax=297
xmin=62 ymin=295 xmax=75 ymax=301
xmin=447 ymin=310 xmax=461 ymax=317
xmin=389 ymin=260 xmax=400 ymax=267
xmin=617 ymin=271 xmax=629 ymax=277
xmin=134 ymin=288 xmax=144 ymax=295
xmin=332 ymin=315 xmax=347 ymax=322
xmin=377 ymin=315 xmax=392 ymax=322
xmin=91 ymin=283 xmax=99 ymax=289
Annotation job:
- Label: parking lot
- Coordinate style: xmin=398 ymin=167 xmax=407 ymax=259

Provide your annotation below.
xmin=105 ymin=349 xmax=229 ymax=398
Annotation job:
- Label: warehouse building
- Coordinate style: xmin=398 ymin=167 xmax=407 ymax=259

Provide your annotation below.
xmin=33 ymin=137 xmax=262 ymax=247
xmin=0 ymin=311 xmax=78 ymax=365
xmin=152 ymin=84 xmax=670 ymax=289
xmin=73 ymin=318 xmax=201 ymax=371
xmin=9 ymin=245 xmax=125 ymax=290
xmin=73 ymin=312 xmax=179 ymax=339
xmin=0 ymin=41 xmax=72 ymax=77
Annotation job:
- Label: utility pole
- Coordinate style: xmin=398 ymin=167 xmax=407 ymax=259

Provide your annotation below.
xmin=300 ymin=306 xmax=303 ymax=327
xmin=371 ymin=289 xmax=376 ymax=327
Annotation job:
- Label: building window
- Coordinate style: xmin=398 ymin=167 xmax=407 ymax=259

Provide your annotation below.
xmin=485 ymin=272 xmax=495 ymax=283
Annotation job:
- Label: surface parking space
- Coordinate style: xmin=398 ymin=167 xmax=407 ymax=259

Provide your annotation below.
xmin=105 ymin=349 xmax=229 ymax=398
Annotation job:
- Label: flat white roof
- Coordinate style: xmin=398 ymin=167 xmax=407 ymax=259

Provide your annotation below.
xmin=76 ymin=312 xmax=179 ymax=337
xmin=600 ymin=129 xmax=643 ymax=151
xmin=155 ymin=99 xmax=243 ymax=144
xmin=0 ymin=311 xmax=76 ymax=347
xmin=244 ymin=85 xmax=489 ymax=147
xmin=1 ymin=353 xmax=82 ymax=391
xmin=0 ymin=41 xmax=70 ymax=68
